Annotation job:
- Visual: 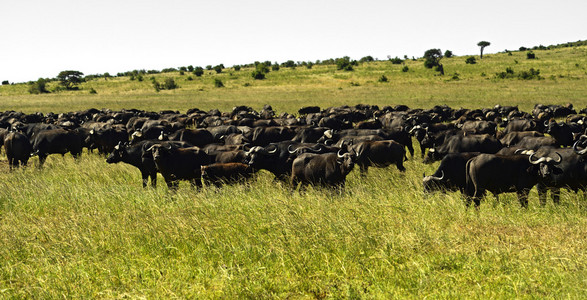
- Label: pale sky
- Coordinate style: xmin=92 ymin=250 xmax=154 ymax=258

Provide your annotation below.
xmin=1 ymin=0 xmax=585 ymax=83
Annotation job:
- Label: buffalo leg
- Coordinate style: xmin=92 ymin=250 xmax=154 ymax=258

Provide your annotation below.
xmin=359 ymin=164 xmax=368 ymax=176
xmin=551 ymin=188 xmax=561 ymax=204
xmin=150 ymin=172 xmax=157 ymax=188
xmin=396 ymin=160 xmax=406 ymax=172
xmin=38 ymin=155 xmax=47 ymax=168
xmin=140 ymin=171 xmax=149 ymax=188
xmin=537 ymin=184 xmax=548 ymax=206
xmin=517 ymin=190 xmax=530 ymax=208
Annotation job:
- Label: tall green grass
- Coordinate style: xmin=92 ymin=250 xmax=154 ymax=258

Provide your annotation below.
xmin=0 ymin=149 xmax=585 ymax=298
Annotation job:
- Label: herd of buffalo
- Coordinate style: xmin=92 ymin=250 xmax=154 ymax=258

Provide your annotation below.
xmin=1 ymin=103 xmax=587 ymax=208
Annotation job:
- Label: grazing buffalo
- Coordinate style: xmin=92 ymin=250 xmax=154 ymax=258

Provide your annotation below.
xmin=244 ymin=141 xmax=333 ymax=181
xmin=146 ymin=144 xmax=212 ymax=189
xmin=291 ymin=150 xmax=355 ymax=189
xmin=423 ymin=152 xmax=481 ymax=193
xmin=162 ymin=128 xmax=214 ymax=147
xmin=201 ymin=162 xmax=257 ymax=187
xmin=533 ymin=141 xmax=587 ymax=204
xmin=32 ymin=128 xmax=84 ymax=167
xmin=499 ymin=131 xmax=544 ymax=147
xmin=106 ymin=140 xmax=192 ymax=188
xmin=4 ymin=131 xmax=33 ymax=169
xmin=424 ymin=134 xmax=502 ymax=163
xmin=465 ymin=153 xmax=562 ymax=208
xmin=349 ymin=140 xmax=406 ymax=174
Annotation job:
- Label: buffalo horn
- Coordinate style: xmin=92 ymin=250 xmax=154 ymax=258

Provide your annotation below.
xmin=312 ymin=144 xmax=324 ymax=152
xmin=528 ymin=153 xmax=547 ymax=164
xmin=266 ymin=144 xmax=278 ymax=154
xmin=431 ymin=170 xmax=445 ymax=180
xmin=287 ymin=144 xmax=298 ymax=154
xmin=574 ymin=139 xmax=587 ymax=155
xmin=552 ymin=152 xmax=562 ymax=164
xmin=337 ymin=149 xmax=346 ymax=158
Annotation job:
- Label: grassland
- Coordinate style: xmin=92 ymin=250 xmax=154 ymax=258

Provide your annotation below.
xmin=1 ymin=46 xmax=587 ymax=113
xmin=0 ymin=47 xmax=586 ymax=298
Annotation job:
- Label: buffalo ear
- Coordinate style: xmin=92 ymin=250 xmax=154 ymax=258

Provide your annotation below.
xmin=526 ymin=165 xmax=539 ymax=175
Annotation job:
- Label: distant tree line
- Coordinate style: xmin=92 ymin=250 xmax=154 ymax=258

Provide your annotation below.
xmin=11 ymin=39 xmax=585 ymax=87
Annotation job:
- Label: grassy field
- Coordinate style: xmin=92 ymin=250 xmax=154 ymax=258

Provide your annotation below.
xmin=0 ymin=46 xmax=586 ymax=298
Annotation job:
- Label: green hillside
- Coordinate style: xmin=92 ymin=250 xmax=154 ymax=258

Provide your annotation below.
xmin=1 ymin=46 xmax=586 ymax=113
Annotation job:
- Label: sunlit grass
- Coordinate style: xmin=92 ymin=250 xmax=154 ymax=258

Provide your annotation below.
xmin=1 ymin=46 xmax=586 ymax=114
xmin=0 ymin=146 xmax=584 ymax=298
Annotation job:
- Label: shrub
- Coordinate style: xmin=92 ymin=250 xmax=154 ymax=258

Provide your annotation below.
xmin=214 ymin=79 xmax=224 ymax=87
xmin=233 ymin=65 xmax=241 ymax=71
xmin=256 ymin=63 xmax=270 ymax=74
xmin=213 ymin=65 xmax=223 ymax=74
xmin=444 ymin=50 xmax=453 ymax=58
xmin=187 ymin=65 xmax=194 ymax=72
xmin=526 ymin=51 xmax=536 ymax=59
xmin=2 ymin=80 xmax=9 ymax=85
xmin=186 ymin=76 xmax=193 ymax=81
xmin=271 ymin=63 xmax=280 ymax=71
xmin=281 ymin=60 xmax=296 ymax=68
xmin=179 ymin=71 xmax=185 ymax=76
xmin=360 ymin=56 xmax=374 ymax=63
xmin=465 ymin=56 xmax=476 ymax=64
xmin=89 ymin=87 xmax=97 ymax=94
xmin=179 ymin=67 xmax=187 ymax=72
xmin=402 ymin=66 xmax=409 ymax=72
xmin=336 ymin=57 xmax=354 ymax=71
xmin=205 ymin=65 xmax=212 ymax=70
xmin=517 ymin=68 xmax=541 ymax=80
xmin=28 ymin=78 xmax=50 ymax=94
xmin=451 ymin=72 xmax=460 ymax=80
xmin=163 ymin=78 xmax=178 ymax=90
xmin=136 ymin=75 xmax=143 ymax=82
xmin=193 ymin=67 xmax=204 ymax=77
xmin=306 ymin=62 xmax=314 ymax=69
xmin=251 ymin=70 xmax=266 ymax=80
xmin=388 ymin=56 xmax=403 ymax=64
xmin=378 ymin=75 xmax=388 ymax=82
xmin=152 ymin=79 xmax=161 ymax=92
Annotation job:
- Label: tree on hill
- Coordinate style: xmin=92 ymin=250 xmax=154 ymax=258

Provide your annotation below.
xmin=423 ymin=49 xmax=444 ymax=75
xmin=477 ymin=41 xmax=491 ymax=59
xmin=57 ymin=70 xmax=84 ymax=90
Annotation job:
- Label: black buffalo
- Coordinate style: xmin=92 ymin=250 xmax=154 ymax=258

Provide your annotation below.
xmin=465 ymin=153 xmax=562 ymax=207
xmin=423 ymin=152 xmax=481 ymax=193
xmin=4 ymin=131 xmax=33 ymax=169
xmin=291 ymin=150 xmax=355 ymax=188
xmin=349 ymin=140 xmax=406 ymax=174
